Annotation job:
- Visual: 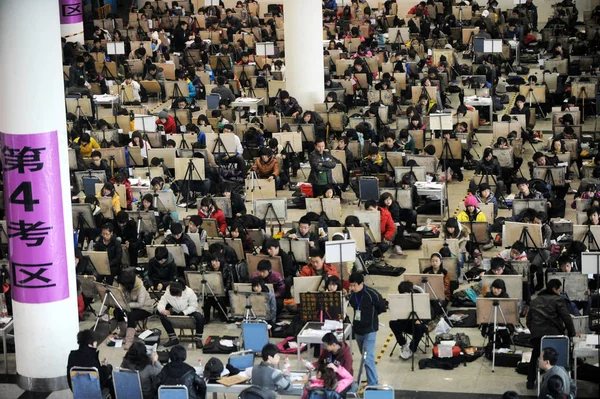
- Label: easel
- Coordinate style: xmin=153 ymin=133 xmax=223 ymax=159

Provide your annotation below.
xmin=325 ymin=239 xmax=356 ymax=300
xmin=432 ymin=115 xmax=453 ymax=219
xmin=93 ymin=284 xmax=128 ymax=331
xmin=525 ymin=84 xmax=547 ymax=119
xmin=388 ymin=292 xmax=435 ymax=371
xmin=74 ymin=99 xmax=94 ymax=130
xmin=518 ymin=226 xmax=548 ymax=267
xmin=199 ymin=270 xmax=229 ymax=322
xmin=488 ymin=300 xmax=516 ymax=372
xmin=282 ymin=139 xmax=307 ymax=179
xmin=582 ymin=226 xmax=600 ymax=251
xmin=261 ymin=202 xmax=283 ymax=235
xmin=243 ymin=292 xmax=257 ymax=321
xmin=474 ymin=171 xmax=508 ymax=208
xmin=176 ymin=159 xmax=205 ymax=210
xmin=245 ymin=170 xmax=263 ymax=207
xmin=421 ymin=276 xmax=453 ymax=327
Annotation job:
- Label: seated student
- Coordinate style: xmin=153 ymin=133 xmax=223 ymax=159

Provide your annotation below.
xmin=457 ymin=194 xmax=488 ymax=227
xmin=67 ymin=330 xmax=113 ymax=392
xmin=442 ymin=217 xmax=470 ymax=270
xmin=129 ymin=131 xmax=152 ymax=165
xmin=203 ymin=252 xmax=232 ymax=322
xmin=229 ymin=222 xmax=253 ymax=253
xmin=380 ymin=132 xmax=402 ymax=153
xmin=147 ymin=246 xmax=177 ymax=291
xmin=284 ymin=216 xmax=318 ymax=250
xmin=156 ymin=110 xmax=176 ymax=133
xmin=163 ymin=222 xmax=200 ymax=271
xmin=157 ymin=281 xmax=205 ymax=348
xmin=510 ymin=95 xmax=531 ymax=128
xmin=121 ymin=342 xmax=163 ymax=399
xmin=300 ymin=249 xmax=340 ymax=279
xmin=211 ymin=75 xmax=236 ymax=104
xmin=252 ymin=343 xmax=292 ymax=393
xmin=475 ymin=182 xmax=499 ymax=220
xmin=538 ymin=349 xmax=577 ymax=399
xmin=364 ymin=199 xmax=397 ymax=255
xmin=145 ymin=65 xmax=167 ymax=101
xmin=75 ymin=132 xmax=101 ymax=158
xmin=275 ymin=90 xmax=303 ymax=118
xmin=311 ymin=332 xmax=353 ymax=381
xmin=264 ymin=238 xmax=295 ymax=292
xmin=114 ymin=270 xmax=154 ymax=350
xmin=551 ymin=254 xmax=590 ymax=316
xmin=408 ymin=114 xmax=426 ymax=131
xmin=114 ymin=211 xmax=140 ymax=266
xmin=585 ymin=206 xmax=600 ymax=225
xmin=493 ymin=136 xmax=522 ymax=194
xmin=515 ymin=177 xmax=544 ymax=200
xmin=481 ymin=278 xmax=513 ymax=352
xmin=253 ymin=147 xmax=283 ymax=190
xmin=206 ymin=241 xmax=239 ymax=269
xmin=93 ymin=223 xmax=122 ymax=284
xmin=251 ymin=259 xmax=286 ymax=312
xmin=398 ymin=129 xmax=417 ymax=154
xmin=186 ymin=215 xmax=207 ymax=249
xmin=300 ymin=110 xmax=327 ymax=141
xmin=486 ymin=257 xmax=518 ymax=276
xmin=112 ymin=172 xmax=133 ymax=211
xmin=344 ymin=215 xmax=375 ymax=261
xmin=469 ymin=148 xmax=505 ymax=200
xmin=67 ymin=77 xmax=92 ymax=98
xmin=96 ymin=182 xmax=121 ymax=215
xmin=222 ymin=185 xmax=247 ymax=218
xmin=89 ymin=150 xmax=111 ymax=180
xmin=572 ymin=184 xmax=596 ymax=209
xmin=198 ymin=197 xmax=227 ymax=235
xmin=122 ymin=74 xmax=142 ymax=103
xmin=302 ymin=363 xmax=353 ymax=399
xmin=153 ymin=345 xmax=206 ymax=398
xmin=252 ymin=278 xmax=277 ymax=326
xmin=497 ymin=241 xmax=528 ymax=262
xmin=422 ymin=252 xmax=451 ymax=301
xmin=389 ymin=281 xmax=430 ymax=360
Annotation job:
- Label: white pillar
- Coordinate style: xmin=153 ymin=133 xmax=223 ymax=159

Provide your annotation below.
xmin=60 ymin=0 xmax=84 ymax=43
xmin=0 ymin=0 xmax=79 ymax=391
xmin=283 ymin=0 xmax=325 ymax=111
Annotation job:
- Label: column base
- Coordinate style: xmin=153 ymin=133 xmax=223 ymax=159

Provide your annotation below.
xmin=17 ymin=374 xmax=69 ymax=392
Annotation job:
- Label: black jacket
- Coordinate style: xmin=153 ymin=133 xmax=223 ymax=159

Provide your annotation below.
xmin=147 ymin=252 xmax=177 ymax=288
xmin=172 ymin=26 xmax=189 ymax=52
xmin=349 ymin=286 xmax=387 ymax=335
xmin=94 ymin=236 xmax=123 ymax=275
xmin=164 ymin=233 xmax=200 ymax=267
xmin=526 ymin=289 xmax=576 ymax=339
xmin=278 ymin=247 xmax=296 ymax=278
xmin=89 ymin=160 xmax=112 ymax=180
xmin=153 ymin=362 xmax=206 ymax=399
xmin=67 ymin=346 xmax=111 ymax=390
xmin=308 ymin=150 xmax=337 ymax=186
xmin=114 ymin=220 xmax=138 ymax=245
xmin=230 ymin=191 xmax=247 ymax=216
xmin=276 ymin=97 xmax=303 ymax=117
xmin=476 ymin=156 xmax=502 ymax=176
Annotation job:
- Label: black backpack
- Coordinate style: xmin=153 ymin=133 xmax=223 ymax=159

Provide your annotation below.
xmin=239 ymin=385 xmax=277 ymax=399
xmin=306 ymin=389 xmax=344 ymax=399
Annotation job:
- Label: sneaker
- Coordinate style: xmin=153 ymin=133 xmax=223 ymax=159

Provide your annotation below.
xmin=163 ymin=338 xmax=180 ymax=348
xmin=400 ymin=344 xmax=413 ymax=360
xmin=195 ymin=339 xmax=204 ymax=349
xmin=393 ymin=245 xmax=403 ymax=255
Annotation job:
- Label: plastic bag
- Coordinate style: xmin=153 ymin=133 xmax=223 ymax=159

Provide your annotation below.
xmin=433 ymin=318 xmax=451 ymax=335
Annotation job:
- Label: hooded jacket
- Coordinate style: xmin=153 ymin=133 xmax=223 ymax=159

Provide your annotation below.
xmin=164 ymin=232 xmax=200 ymax=267
xmin=154 ymin=362 xmax=206 ymax=399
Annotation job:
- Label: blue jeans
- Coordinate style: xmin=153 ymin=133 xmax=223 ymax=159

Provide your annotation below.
xmin=355 ymin=331 xmax=378 ymax=386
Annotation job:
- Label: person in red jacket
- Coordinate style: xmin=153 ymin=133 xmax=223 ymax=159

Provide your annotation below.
xmin=300 ymin=249 xmax=340 ymax=279
xmin=365 ymin=200 xmax=396 ymax=256
xmin=408 ymin=1 xmax=429 ymax=16
xmin=156 ymin=110 xmax=177 ymax=134
xmin=198 ymin=197 xmax=226 ymax=235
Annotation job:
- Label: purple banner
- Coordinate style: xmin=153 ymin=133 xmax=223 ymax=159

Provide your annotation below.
xmin=60 ymin=0 xmax=83 ymax=25
xmin=1 ymin=131 xmax=69 ymax=304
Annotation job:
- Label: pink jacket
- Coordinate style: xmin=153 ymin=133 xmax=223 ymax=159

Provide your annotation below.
xmin=301 ymin=366 xmax=353 ymax=399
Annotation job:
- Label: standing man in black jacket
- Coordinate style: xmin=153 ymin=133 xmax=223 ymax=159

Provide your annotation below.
xmin=348 ymin=272 xmax=387 ymax=386
xmin=525 ymin=279 xmax=577 ymax=390
xmin=308 ymin=138 xmax=338 ymax=198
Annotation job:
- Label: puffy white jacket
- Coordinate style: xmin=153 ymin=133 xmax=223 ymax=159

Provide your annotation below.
xmin=157 ymin=286 xmax=199 ymax=315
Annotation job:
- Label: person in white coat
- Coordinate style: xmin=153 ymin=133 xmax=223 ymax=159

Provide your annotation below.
xmin=158 ymin=281 xmax=205 ymax=349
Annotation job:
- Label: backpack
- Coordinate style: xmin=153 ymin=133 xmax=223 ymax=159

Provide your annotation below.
xmin=306 ymin=389 xmax=344 ymax=399
xmin=235 ymin=260 xmax=250 ymax=283
xmin=395 ymin=232 xmax=422 ymax=250
xmin=202 ymin=335 xmax=240 ymax=354
xmin=239 ymin=385 xmax=277 ymax=399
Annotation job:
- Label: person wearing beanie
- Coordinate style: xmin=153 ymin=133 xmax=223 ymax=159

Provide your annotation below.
xmin=163 ymin=222 xmax=200 ymax=270
xmin=457 ymin=194 xmax=487 ymax=225
xmin=510 ymin=94 xmax=531 ymax=127
xmin=252 ymin=147 xmax=283 ymax=189
xmin=156 ymin=109 xmax=176 ymax=133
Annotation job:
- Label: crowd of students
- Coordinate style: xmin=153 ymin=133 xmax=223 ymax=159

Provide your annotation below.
xmin=51 ymin=1 xmax=600 ymax=398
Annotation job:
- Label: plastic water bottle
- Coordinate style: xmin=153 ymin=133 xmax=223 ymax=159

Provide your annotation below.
xmin=283 ymin=355 xmax=291 ymax=372
xmin=197 ymin=358 xmax=203 ymax=377
xmin=301 ymin=358 xmax=314 ymax=370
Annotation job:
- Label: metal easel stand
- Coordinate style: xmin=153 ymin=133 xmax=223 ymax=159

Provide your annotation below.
xmin=176 ymin=158 xmax=205 ymax=209
xmin=283 ymin=140 xmax=307 ymax=180
xmin=489 ymin=300 xmax=516 ymax=372
xmin=526 ymin=86 xmax=547 ymax=119
xmin=200 ymin=271 xmax=229 ymax=322
xmin=246 ymin=170 xmax=263 ymax=208
xmin=93 ymin=285 xmax=128 ymax=331
xmin=243 ymin=293 xmax=257 ymax=321
xmin=421 ymin=276 xmax=453 ymax=328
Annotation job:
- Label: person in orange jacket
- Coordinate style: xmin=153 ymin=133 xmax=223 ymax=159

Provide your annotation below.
xmin=300 ymin=249 xmax=340 ymax=279
xmin=364 ymin=199 xmax=396 ymax=256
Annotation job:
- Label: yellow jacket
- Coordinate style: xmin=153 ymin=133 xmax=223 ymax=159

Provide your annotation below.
xmin=457 ymin=209 xmax=487 ymax=223
xmin=97 ymin=191 xmax=121 ymax=214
